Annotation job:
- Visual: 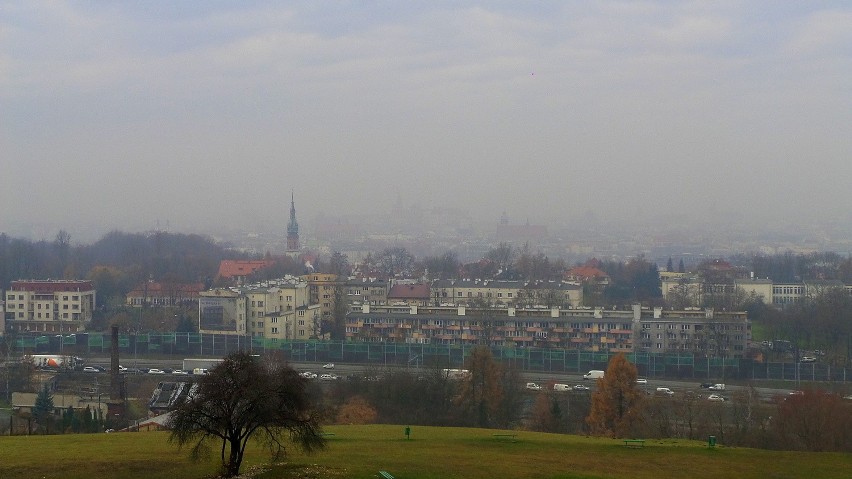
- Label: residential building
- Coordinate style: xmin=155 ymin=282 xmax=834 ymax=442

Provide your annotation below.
xmin=198 ymin=276 xmax=320 ymax=341
xmin=387 ymin=283 xmax=431 ymax=306
xmin=430 ymin=279 xmax=583 ymax=308
xmin=198 ymin=288 xmax=246 ymax=334
xmin=4 ymin=280 xmax=96 ymax=333
xmin=126 ymin=281 xmax=204 ymax=308
xmin=345 ymin=277 xmax=389 ymax=306
xmin=302 ymin=273 xmax=344 ymax=323
xmin=345 ymin=304 xmax=750 ymax=358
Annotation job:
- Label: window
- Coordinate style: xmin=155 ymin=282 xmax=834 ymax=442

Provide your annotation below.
xmin=258 ymin=301 xmax=264 ymax=307
xmin=271 ymin=327 xmax=278 ymax=334
xmin=298 ymin=310 xmax=305 ymax=316
xmin=258 ymin=321 xmax=264 ymax=327
xmin=298 ymin=320 xmax=305 ymax=326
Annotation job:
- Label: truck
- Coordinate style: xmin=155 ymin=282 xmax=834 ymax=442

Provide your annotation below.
xmin=183 ymin=358 xmax=225 ymax=373
xmin=583 ymin=370 xmax=605 ymax=380
xmin=24 ymin=354 xmax=82 ymax=369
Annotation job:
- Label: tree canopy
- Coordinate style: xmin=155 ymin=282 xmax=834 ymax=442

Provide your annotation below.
xmin=586 ymin=354 xmax=645 ymax=437
xmin=168 ymin=352 xmax=325 ymax=477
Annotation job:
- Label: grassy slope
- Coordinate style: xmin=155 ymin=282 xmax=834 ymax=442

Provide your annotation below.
xmin=1 ymin=425 xmax=850 ymax=479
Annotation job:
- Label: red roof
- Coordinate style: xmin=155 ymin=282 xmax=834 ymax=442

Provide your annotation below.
xmin=564 ymin=266 xmax=609 ymax=282
xmin=217 ymin=260 xmax=274 ymax=279
xmin=388 ymin=284 xmax=431 ymax=300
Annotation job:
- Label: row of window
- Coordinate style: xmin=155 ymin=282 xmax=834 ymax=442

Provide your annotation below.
xmin=6 ymin=294 xmax=81 ymax=301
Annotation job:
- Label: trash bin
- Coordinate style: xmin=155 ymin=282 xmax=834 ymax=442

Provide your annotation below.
xmin=708 ymin=435 xmax=716 ymax=447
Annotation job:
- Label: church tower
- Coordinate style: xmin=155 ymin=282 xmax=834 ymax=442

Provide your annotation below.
xmin=287 ymin=191 xmax=300 ymax=251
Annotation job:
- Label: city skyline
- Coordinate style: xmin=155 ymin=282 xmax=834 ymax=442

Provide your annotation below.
xmin=3 ymin=2 xmax=851 ymax=240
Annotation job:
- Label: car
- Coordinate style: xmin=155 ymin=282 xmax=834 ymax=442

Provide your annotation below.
xmin=320 ymin=373 xmax=338 ymax=380
xmin=708 ymin=394 xmax=726 ymax=402
xmin=525 ymin=382 xmax=542 ymax=391
xmin=708 ymin=384 xmax=726 ymax=391
xmin=83 ymin=366 xmax=101 ymax=373
xmin=299 ymin=371 xmax=318 ymax=379
xmin=172 ymin=369 xmax=189 ymax=375
xmin=655 ymin=387 xmax=674 ymax=396
xmin=636 ymin=378 xmax=648 ymax=385
xmin=323 ymin=363 xmax=335 ymax=369
xmin=118 ymin=365 xmax=128 ymax=373
xmin=147 ymin=368 xmax=166 ymax=375
xmin=800 ymin=356 xmax=816 ymax=363
xmin=700 ymin=382 xmax=715 ymax=388
xmin=573 ymin=384 xmax=591 ymax=391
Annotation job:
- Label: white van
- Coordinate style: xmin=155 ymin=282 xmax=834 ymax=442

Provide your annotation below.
xmin=583 ymin=370 xmax=605 ymax=380
xmin=192 ymin=368 xmax=208 ymax=375
xmin=655 ymin=387 xmax=674 ymax=396
xmin=553 ymin=383 xmax=571 ymax=392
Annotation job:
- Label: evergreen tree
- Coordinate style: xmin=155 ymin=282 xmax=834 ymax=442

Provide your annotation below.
xmin=666 ymin=257 xmax=674 ymax=272
xmin=33 ymin=384 xmax=54 ymax=433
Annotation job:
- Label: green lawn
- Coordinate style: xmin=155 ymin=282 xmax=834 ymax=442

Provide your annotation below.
xmin=1 ymin=425 xmax=850 ymax=479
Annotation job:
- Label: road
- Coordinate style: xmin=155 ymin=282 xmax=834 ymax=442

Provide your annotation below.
xmin=82 ymin=357 xmax=796 ymax=400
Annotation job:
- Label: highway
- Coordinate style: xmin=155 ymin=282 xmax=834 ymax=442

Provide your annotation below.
xmin=82 ymin=357 xmax=799 ymax=400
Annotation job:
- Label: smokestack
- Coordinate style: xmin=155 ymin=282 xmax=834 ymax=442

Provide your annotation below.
xmin=110 ymin=325 xmax=121 ymax=400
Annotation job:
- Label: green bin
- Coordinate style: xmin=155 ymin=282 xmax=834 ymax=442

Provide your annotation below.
xmin=708 ymin=435 xmax=716 ymax=447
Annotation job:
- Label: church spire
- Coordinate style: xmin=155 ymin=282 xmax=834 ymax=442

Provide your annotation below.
xmin=287 ymin=190 xmax=300 ymax=251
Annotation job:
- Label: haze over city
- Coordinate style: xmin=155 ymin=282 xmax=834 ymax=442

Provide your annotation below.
xmin=2 ymin=2 xmax=851 ymax=242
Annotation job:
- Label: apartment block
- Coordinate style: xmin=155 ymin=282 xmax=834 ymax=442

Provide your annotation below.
xmin=4 ymin=280 xmax=96 ymax=333
xmin=431 ymin=279 xmax=583 ymax=308
xmin=345 ymin=304 xmax=750 ymax=358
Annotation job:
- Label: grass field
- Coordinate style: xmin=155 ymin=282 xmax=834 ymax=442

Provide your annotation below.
xmin=1 ymin=425 xmax=850 ymax=479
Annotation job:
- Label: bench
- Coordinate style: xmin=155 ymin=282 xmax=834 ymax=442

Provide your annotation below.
xmin=623 ymin=439 xmax=645 ymax=448
xmin=320 ymin=432 xmax=336 ymax=437
xmin=492 ymin=433 xmax=518 ymax=442
xmin=378 ymin=471 xmax=395 ymax=479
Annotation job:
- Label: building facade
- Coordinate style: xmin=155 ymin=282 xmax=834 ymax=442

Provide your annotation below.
xmin=4 ymin=280 xmax=96 ymax=333
xmin=345 ymin=304 xmax=750 ymax=358
xmin=126 ymin=281 xmax=204 ymax=308
xmin=198 ymin=276 xmax=320 ymax=341
xmin=431 ymin=279 xmax=583 ymax=308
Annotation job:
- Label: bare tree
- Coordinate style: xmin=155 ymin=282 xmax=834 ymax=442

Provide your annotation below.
xmin=168 ymin=352 xmax=325 ymax=477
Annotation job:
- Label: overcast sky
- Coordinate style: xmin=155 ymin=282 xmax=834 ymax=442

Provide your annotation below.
xmin=2 ymin=1 xmax=851 ymax=240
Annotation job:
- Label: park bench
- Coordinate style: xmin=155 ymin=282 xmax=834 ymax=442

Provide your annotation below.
xmin=378 ymin=471 xmax=395 ymax=479
xmin=320 ymin=432 xmax=336 ymax=437
xmin=623 ymin=439 xmax=645 ymax=448
xmin=492 ymin=433 xmax=518 ymax=442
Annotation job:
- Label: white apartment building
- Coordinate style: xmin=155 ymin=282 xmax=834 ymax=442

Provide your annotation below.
xmin=4 ymin=280 xmax=96 ymax=333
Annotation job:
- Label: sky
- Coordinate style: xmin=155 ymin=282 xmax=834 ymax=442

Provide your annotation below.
xmin=2 ymin=1 xmax=851 ymax=241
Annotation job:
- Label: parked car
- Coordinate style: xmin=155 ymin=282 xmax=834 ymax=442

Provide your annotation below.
xmin=148 ymin=368 xmax=166 ymax=375
xmin=320 ymin=373 xmax=338 ymax=381
xmin=655 ymin=387 xmax=674 ymax=396
xmin=636 ymin=378 xmax=648 ymax=385
xmin=573 ymin=384 xmax=591 ymax=391
xmin=800 ymin=356 xmax=816 ymax=363
xmin=708 ymin=384 xmax=726 ymax=391
xmin=299 ymin=371 xmax=318 ymax=379
xmin=708 ymin=394 xmax=726 ymax=402
xmin=323 ymin=363 xmax=335 ymax=369
xmin=172 ymin=369 xmax=189 ymax=375
xmin=83 ymin=366 xmax=101 ymax=373
xmin=525 ymin=382 xmax=542 ymax=391
xmin=700 ymin=382 xmax=716 ymax=389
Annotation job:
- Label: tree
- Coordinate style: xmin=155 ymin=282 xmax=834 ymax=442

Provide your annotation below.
xmin=455 ymin=346 xmax=503 ymax=428
xmin=336 ymin=396 xmax=378 ymax=425
xmin=168 ymin=352 xmax=325 ymax=477
xmin=375 ymin=247 xmax=416 ymax=278
xmin=586 ymin=354 xmax=644 ymax=437
xmin=327 ymin=251 xmax=351 ymax=276
xmin=33 ymin=384 xmax=54 ymax=434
